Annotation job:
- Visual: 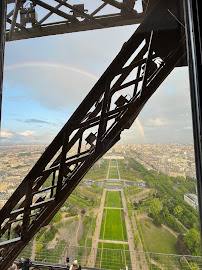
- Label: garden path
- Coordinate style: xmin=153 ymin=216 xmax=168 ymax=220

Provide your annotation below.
xmin=104 ymin=207 xmax=123 ymax=209
xmin=106 ymin=160 xmax=111 ymax=180
xmin=31 ymin=238 xmax=36 ymax=261
xmin=99 ymin=239 xmax=128 ymax=244
xmin=88 ymin=189 xmax=106 ymax=267
xmin=121 ymin=189 xmax=142 ymax=270
xmin=76 ymin=215 xmax=81 ymax=244
xmin=131 ymin=213 xmax=149 ymax=270
xmin=116 ymin=159 xmax=121 ymax=180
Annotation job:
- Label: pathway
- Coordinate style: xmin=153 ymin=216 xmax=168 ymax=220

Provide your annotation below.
xmin=121 ymin=189 xmax=140 ymax=270
xmin=162 ymin=224 xmax=178 ymax=238
xmin=88 ymin=189 xmax=106 ymax=268
xmin=93 ymin=178 xmax=145 ymax=183
xmin=76 ymin=215 xmax=81 ymax=245
xmin=177 ymin=219 xmax=188 ymax=231
xmin=106 ymin=159 xmax=111 ymax=180
xmin=104 ymin=206 xmax=123 ymax=210
xmin=131 ymin=213 xmax=148 ymax=270
xmin=98 ymin=239 xmax=128 ymax=245
xmin=31 ymin=238 xmax=37 ymax=261
xmin=116 ymin=159 xmax=121 ymax=180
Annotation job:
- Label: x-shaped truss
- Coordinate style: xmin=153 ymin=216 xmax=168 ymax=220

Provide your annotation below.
xmin=6 ymin=0 xmax=145 ymax=41
xmin=0 ymin=0 xmax=185 ymax=268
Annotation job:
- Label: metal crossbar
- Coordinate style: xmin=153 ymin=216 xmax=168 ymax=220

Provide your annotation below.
xmin=6 ymin=0 xmax=144 ymax=41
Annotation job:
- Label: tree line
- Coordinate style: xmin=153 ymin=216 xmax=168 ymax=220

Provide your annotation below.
xmin=126 ymin=157 xmax=201 ymax=256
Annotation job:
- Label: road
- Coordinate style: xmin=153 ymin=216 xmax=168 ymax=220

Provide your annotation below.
xmin=88 ymin=189 xmax=106 ymax=268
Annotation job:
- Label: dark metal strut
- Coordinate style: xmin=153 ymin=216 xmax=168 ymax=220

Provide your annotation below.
xmin=184 ymin=0 xmax=202 ymax=248
xmin=0 ymin=0 xmax=7 ymax=127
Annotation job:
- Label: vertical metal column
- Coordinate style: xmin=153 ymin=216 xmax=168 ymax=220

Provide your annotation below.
xmin=184 ymin=0 xmax=202 ymax=245
xmin=0 ymin=0 xmax=7 ymax=128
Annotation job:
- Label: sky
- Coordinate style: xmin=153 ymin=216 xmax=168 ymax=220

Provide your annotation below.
xmin=0 ymin=0 xmax=194 ymax=146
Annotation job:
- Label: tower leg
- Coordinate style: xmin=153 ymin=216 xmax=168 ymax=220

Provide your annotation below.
xmin=0 ymin=0 xmax=7 ymax=127
xmin=184 ymin=0 xmax=202 ymax=246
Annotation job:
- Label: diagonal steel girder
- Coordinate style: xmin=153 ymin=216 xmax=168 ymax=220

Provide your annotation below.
xmin=0 ymin=0 xmax=186 ymax=268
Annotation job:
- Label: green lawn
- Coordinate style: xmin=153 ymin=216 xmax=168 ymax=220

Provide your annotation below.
xmin=118 ymin=169 xmax=137 ymax=181
xmin=83 ymin=168 xmax=107 ymax=180
xmin=83 ymin=160 xmax=109 ymax=180
xmin=110 ymin=161 xmax=117 ymax=166
xmin=117 ymin=160 xmax=140 ymax=181
xmin=105 ymin=182 xmax=123 ymax=186
xmin=100 ymin=209 xmax=127 ymax=241
xmin=108 ymin=168 xmax=119 ymax=179
xmin=105 ymin=191 xmax=123 ymax=208
xmin=139 ymin=218 xmax=178 ymax=254
xmin=96 ymin=243 xmax=131 ymax=270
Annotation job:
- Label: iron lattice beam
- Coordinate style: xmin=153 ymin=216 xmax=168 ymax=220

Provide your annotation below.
xmin=0 ymin=0 xmax=185 ymax=268
xmin=6 ymin=0 xmax=144 ymax=41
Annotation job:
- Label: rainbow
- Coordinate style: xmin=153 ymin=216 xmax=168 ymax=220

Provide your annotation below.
xmin=136 ymin=117 xmax=145 ymax=137
xmin=4 ymin=62 xmax=98 ymax=81
xmin=5 ymin=61 xmax=145 ymax=137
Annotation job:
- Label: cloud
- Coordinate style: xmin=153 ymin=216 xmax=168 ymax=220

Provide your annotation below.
xmin=0 ymin=130 xmax=13 ymax=138
xmin=24 ymin=119 xmax=50 ymax=124
xmin=0 ymin=129 xmax=56 ymax=145
xmin=183 ymin=126 xmax=192 ymax=130
xmin=17 ymin=118 xmax=58 ymax=126
xmin=145 ymin=118 xmax=167 ymax=126
xmin=4 ymin=66 xmax=96 ymax=112
xmin=19 ymin=130 xmax=36 ymax=137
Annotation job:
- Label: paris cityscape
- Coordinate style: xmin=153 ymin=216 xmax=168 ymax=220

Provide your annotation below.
xmin=0 ymin=142 xmax=200 ymax=269
xmin=0 ymin=142 xmax=196 ymax=208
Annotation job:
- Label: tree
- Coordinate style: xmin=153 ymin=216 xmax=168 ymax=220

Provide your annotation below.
xmin=35 ymin=243 xmax=43 ymax=253
xmin=174 ymin=205 xmax=183 ymax=219
xmin=190 ymin=262 xmax=199 ymax=270
xmin=38 ymin=236 xmax=45 ymax=243
xmin=150 ymin=198 xmax=162 ymax=217
xmin=175 ymin=234 xmax=190 ymax=255
xmin=133 ymin=233 xmax=139 ymax=248
xmin=184 ymin=228 xmax=201 ymax=256
xmin=153 ymin=215 xmax=162 ymax=227
xmin=163 ymin=206 xmax=169 ymax=217
xmin=145 ymin=220 xmax=151 ymax=228
xmin=50 ymin=210 xmax=62 ymax=225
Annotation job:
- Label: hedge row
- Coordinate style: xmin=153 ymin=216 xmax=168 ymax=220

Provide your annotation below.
xmin=78 ymin=216 xmax=92 ymax=247
xmin=134 ymin=213 xmax=149 ymax=264
xmin=92 ymin=214 xmax=97 ymax=236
